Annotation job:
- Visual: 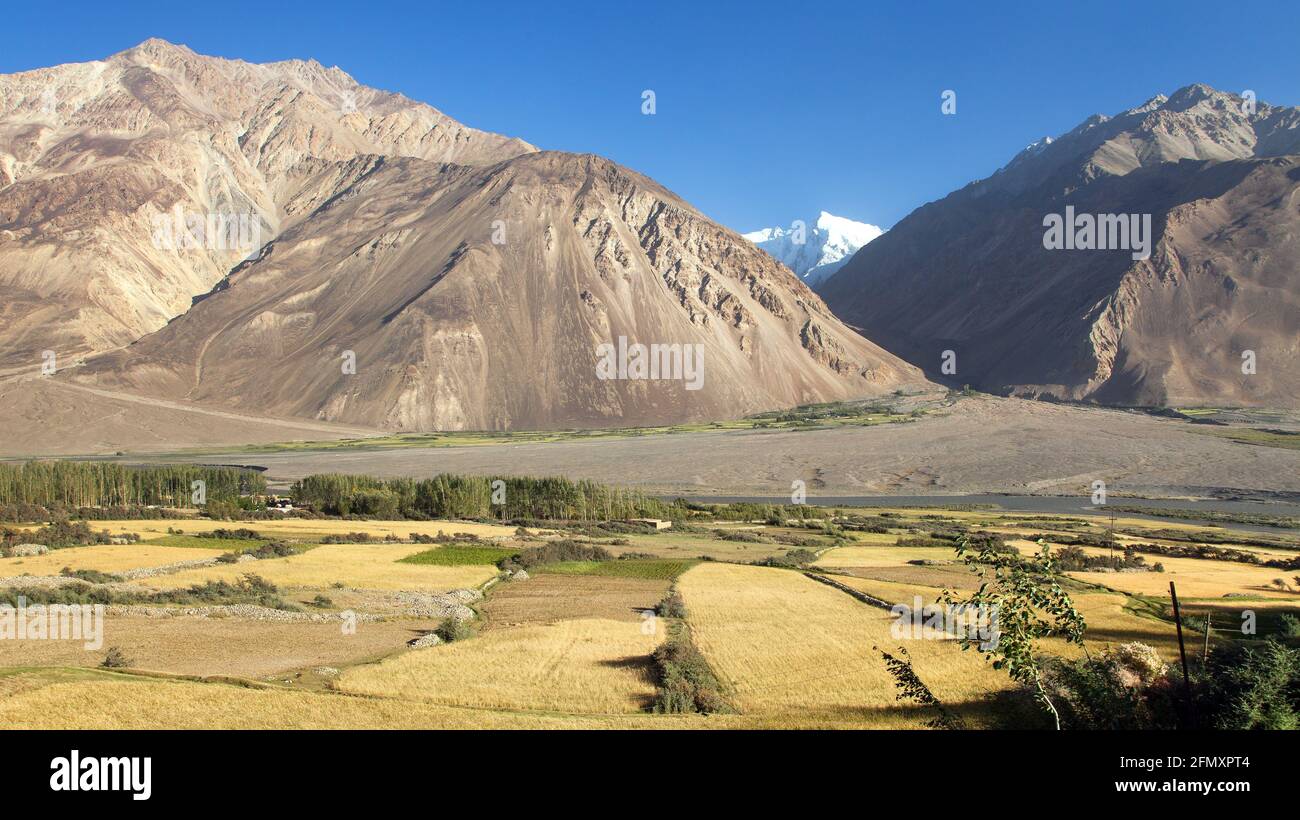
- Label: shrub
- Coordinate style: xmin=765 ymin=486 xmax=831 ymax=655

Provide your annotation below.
xmin=197 ymin=528 xmax=261 ymax=540
xmin=1044 ymin=643 xmax=1171 ymax=730
xmin=753 ymin=548 xmax=818 ymax=568
xmin=321 ymin=532 xmax=376 ymax=544
xmin=435 ymin=617 xmax=475 ymax=643
xmin=501 ymin=539 xmax=612 ymax=571
xmin=59 ymin=567 xmax=122 ymax=584
xmin=1278 ymin=613 xmax=1300 ymax=639
xmin=711 ymin=529 xmax=768 ymax=543
xmin=655 ymin=590 xmax=687 ymax=619
xmin=100 ymin=647 xmax=134 ymax=669
xmin=1202 ymin=640 xmax=1300 ymax=729
xmin=653 ymin=629 xmax=730 ymax=714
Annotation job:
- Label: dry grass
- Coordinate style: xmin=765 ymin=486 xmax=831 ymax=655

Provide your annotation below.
xmin=338 ymin=618 xmax=662 ymax=713
xmin=677 ymin=563 xmax=1011 ymax=727
xmin=0 ymin=668 xmax=946 ymax=729
xmin=480 ymin=574 xmax=670 ymax=628
xmin=0 ymin=670 xmax=734 ymax=729
xmin=815 ymin=543 xmax=956 ymax=568
xmin=0 ymin=615 xmax=439 ymax=678
xmin=609 ymin=530 xmax=792 ymax=561
xmin=0 ymin=543 xmax=216 ymax=577
xmin=1068 ymin=554 xmax=1298 ymax=599
xmin=842 ymin=564 xmax=983 ymax=590
xmin=129 ymin=543 xmax=497 ymax=592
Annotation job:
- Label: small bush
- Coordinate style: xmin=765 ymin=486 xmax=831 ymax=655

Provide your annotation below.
xmin=59 ymin=567 xmax=123 ymax=584
xmin=655 ymin=590 xmax=687 ymax=619
xmin=196 ymin=528 xmax=261 ymax=540
xmin=1278 ymin=613 xmax=1300 ymax=639
xmin=754 ymin=548 xmax=818 ymax=568
xmin=435 ymin=617 xmax=475 ymax=643
xmin=100 ymin=647 xmax=133 ymax=669
xmin=321 ymin=532 xmax=376 ymax=544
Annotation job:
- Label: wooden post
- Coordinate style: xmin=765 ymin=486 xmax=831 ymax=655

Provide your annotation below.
xmin=1202 ymin=611 xmax=1211 ymax=663
xmin=1170 ymin=581 xmax=1192 ymax=701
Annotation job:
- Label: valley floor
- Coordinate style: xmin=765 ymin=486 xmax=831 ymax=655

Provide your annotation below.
xmin=16 ymin=395 xmax=1298 ymax=503
xmin=2 ymin=506 xmax=1297 ymax=729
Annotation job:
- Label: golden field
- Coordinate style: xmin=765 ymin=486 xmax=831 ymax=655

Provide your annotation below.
xmin=1 ymin=504 xmax=1295 ymax=730
xmin=0 ymin=543 xmax=216 ymax=576
xmin=0 ymin=670 xmax=727 ymax=729
xmin=1068 ymin=554 xmax=1296 ymax=599
xmin=130 ymin=542 xmax=498 ymax=592
xmin=814 ymin=543 xmax=953 ymax=568
xmin=338 ymin=617 xmax=662 ymax=713
xmin=677 ymin=563 xmax=1012 ymax=727
xmin=0 ymin=615 xmax=440 ymax=678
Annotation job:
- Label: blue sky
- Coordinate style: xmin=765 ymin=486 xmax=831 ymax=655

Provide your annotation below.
xmin=4 ymin=0 xmax=1298 ymax=232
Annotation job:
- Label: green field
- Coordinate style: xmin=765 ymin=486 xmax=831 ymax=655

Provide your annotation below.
xmin=533 ymin=558 xmax=697 ymax=579
xmin=1194 ymin=426 xmax=1300 ymax=451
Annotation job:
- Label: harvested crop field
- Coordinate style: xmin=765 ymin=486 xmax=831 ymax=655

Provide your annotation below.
xmin=0 ymin=615 xmax=440 ymax=678
xmin=130 ymin=543 xmax=497 ymax=592
xmin=677 ymin=563 xmax=1010 ymax=727
xmin=0 ymin=543 xmax=216 ymax=576
xmin=1069 ymin=555 xmax=1299 ymax=599
xmin=0 ymin=670 xmax=729 ymax=729
xmin=814 ymin=543 xmax=958 ymax=568
xmin=337 ymin=617 xmax=662 ymax=713
xmin=480 ymin=574 xmax=670 ymax=627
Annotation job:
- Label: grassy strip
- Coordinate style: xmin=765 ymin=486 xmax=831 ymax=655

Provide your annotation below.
xmin=1193 ymin=427 xmax=1300 ymax=451
xmin=144 ymin=535 xmax=274 ymax=550
xmin=167 ymin=400 xmax=924 ymax=455
xmin=400 ymin=546 xmax=517 ymax=566
xmin=534 ymin=559 xmax=697 ymax=580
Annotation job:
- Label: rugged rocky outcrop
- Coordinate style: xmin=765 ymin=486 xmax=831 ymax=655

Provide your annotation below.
xmin=0 ymin=38 xmax=533 ymax=371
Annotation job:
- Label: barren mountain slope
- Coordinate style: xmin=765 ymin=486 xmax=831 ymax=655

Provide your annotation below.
xmin=72 ymin=151 xmax=929 ymax=431
xmin=0 ymin=38 xmax=533 ymax=370
xmin=821 ymin=84 xmax=1300 ymax=407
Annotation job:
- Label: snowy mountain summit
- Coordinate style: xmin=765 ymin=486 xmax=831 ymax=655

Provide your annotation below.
xmin=743 ymin=211 xmax=883 ymax=288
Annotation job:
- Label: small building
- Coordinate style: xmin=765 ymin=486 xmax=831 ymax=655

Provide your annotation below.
xmin=630 ymin=518 xmax=672 ymax=531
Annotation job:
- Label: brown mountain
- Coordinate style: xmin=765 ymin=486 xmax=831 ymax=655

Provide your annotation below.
xmin=0 ymin=38 xmax=532 ymax=373
xmin=820 ymin=84 xmax=1300 ymax=407
xmin=73 ymin=150 xmax=927 ymax=430
xmin=3 ymin=40 xmax=927 ymax=431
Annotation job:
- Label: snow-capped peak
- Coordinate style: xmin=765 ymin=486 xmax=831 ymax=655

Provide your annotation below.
xmin=743 ymin=211 xmax=884 ymax=288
